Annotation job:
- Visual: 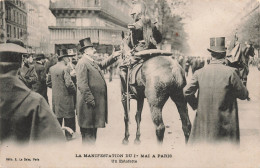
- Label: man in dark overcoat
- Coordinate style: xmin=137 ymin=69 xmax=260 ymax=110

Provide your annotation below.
xmin=184 ymin=37 xmax=248 ymax=145
xmin=17 ymin=53 xmax=38 ymax=89
xmin=0 ymin=40 xmax=65 ymax=145
xmin=32 ymin=54 xmax=48 ymax=102
xmin=75 ymin=37 xmax=121 ymax=144
xmin=47 ymin=49 xmax=77 ymax=140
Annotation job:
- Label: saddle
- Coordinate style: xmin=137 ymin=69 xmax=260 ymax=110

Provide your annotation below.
xmin=128 ymin=49 xmax=173 ymax=85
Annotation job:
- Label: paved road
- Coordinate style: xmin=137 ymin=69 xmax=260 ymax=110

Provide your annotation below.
xmin=47 ymin=66 xmax=260 ymax=149
xmin=4 ymin=65 xmax=255 ymax=168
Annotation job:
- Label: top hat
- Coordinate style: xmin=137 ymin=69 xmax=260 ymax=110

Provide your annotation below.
xmin=57 ymin=48 xmax=76 ymax=59
xmin=79 ymin=37 xmax=93 ymax=52
xmin=0 ymin=39 xmax=27 ymax=62
xmin=34 ymin=53 xmax=45 ymax=60
xmin=207 ymin=37 xmax=226 ymax=53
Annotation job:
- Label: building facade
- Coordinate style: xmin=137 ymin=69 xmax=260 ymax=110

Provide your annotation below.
xmin=49 ymin=0 xmax=132 ymax=54
xmin=26 ymin=1 xmax=40 ymax=53
xmin=0 ymin=0 xmax=6 ymax=43
xmin=4 ymin=0 xmax=27 ymax=43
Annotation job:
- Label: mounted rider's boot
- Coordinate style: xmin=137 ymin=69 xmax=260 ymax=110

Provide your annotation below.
xmin=119 ymin=66 xmax=135 ymax=102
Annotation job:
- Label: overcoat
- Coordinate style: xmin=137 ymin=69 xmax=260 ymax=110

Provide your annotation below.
xmin=47 ymin=62 xmax=76 ymax=118
xmin=32 ymin=61 xmax=48 ymax=102
xmin=75 ymin=55 xmax=117 ymax=128
xmin=0 ymin=76 xmax=65 ymax=144
xmin=184 ymin=59 xmax=248 ymax=144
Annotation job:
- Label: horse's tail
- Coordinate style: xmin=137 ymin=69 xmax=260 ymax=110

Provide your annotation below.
xmin=169 ymin=58 xmax=187 ymax=90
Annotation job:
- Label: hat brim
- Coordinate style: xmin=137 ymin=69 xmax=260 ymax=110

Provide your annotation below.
xmin=0 ymin=43 xmax=27 ymax=53
xmin=58 ymin=54 xmax=76 ymax=59
xmin=79 ymin=46 xmax=93 ymax=52
xmin=207 ymin=48 xmax=226 ymax=53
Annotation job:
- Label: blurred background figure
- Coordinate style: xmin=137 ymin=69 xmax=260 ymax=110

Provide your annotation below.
xmin=32 ymin=54 xmax=48 ymax=103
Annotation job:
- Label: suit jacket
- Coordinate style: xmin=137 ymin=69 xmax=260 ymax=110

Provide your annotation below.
xmin=184 ymin=59 xmax=248 ymax=144
xmin=47 ymin=62 xmax=76 ymax=118
xmin=0 ymin=75 xmax=65 ymax=144
xmin=32 ymin=61 xmax=48 ymax=102
xmin=75 ymin=55 xmax=117 ymax=128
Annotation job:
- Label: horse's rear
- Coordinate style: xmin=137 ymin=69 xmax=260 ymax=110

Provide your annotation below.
xmin=136 ymin=56 xmax=191 ymax=143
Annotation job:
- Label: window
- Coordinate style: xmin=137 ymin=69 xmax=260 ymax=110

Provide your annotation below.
xmin=17 ymin=12 xmax=20 ymax=24
xmin=7 ymin=25 xmax=10 ymax=37
xmin=19 ymin=14 xmax=23 ymax=25
xmin=13 ymin=10 xmax=16 ymax=22
xmin=17 ymin=28 xmax=19 ymax=38
xmin=14 ymin=27 xmax=16 ymax=38
xmin=20 ymin=29 xmax=23 ymax=38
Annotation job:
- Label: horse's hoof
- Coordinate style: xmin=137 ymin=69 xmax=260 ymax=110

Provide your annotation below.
xmin=122 ymin=139 xmax=129 ymax=145
xmin=134 ymin=139 xmax=141 ymax=145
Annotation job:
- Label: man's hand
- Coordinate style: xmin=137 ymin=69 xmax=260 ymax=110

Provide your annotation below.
xmin=112 ymin=51 xmax=122 ymax=59
xmin=128 ymin=24 xmax=135 ymax=30
xmin=70 ymin=69 xmax=76 ymax=77
xmin=87 ymin=100 xmax=95 ymax=108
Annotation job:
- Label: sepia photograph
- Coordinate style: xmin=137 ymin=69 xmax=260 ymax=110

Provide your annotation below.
xmin=0 ymin=0 xmax=259 ymax=167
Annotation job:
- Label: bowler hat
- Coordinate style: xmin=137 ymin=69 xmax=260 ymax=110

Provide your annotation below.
xmin=79 ymin=37 xmax=93 ymax=52
xmin=57 ymin=48 xmax=76 ymax=59
xmin=0 ymin=39 xmax=27 ymax=62
xmin=207 ymin=37 xmax=226 ymax=53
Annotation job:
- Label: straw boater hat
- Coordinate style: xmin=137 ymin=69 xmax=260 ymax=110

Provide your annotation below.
xmin=79 ymin=37 xmax=94 ymax=53
xmin=0 ymin=39 xmax=27 ymax=63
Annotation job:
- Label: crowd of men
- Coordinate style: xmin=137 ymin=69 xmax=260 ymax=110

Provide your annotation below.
xmin=0 ymin=0 xmax=258 ymax=147
xmin=0 ymin=37 xmax=121 ymax=145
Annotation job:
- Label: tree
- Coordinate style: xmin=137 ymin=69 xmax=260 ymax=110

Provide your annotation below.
xmin=239 ymin=11 xmax=260 ymax=50
xmin=150 ymin=0 xmax=190 ymax=53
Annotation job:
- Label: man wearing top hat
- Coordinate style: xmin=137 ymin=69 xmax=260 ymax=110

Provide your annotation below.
xmin=76 ymin=37 xmax=121 ymax=144
xmin=47 ymin=48 xmax=77 ymax=140
xmin=0 ymin=39 xmax=65 ymax=144
xmin=184 ymin=37 xmax=248 ymax=145
xmin=32 ymin=53 xmax=48 ymax=102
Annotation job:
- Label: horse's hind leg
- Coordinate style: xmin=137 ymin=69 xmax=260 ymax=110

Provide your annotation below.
xmin=146 ymin=90 xmax=169 ymax=145
xmin=134 ymin=97 xmax=144 ymax=145
xmin=149 ymin=104 xmax=166 ymax=144
xmin=170 ymin=90 xmax=191 ymax=143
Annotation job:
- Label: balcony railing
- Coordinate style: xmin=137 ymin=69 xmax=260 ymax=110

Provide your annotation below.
xmin=50 ymin=0 xmax=131 ymax=26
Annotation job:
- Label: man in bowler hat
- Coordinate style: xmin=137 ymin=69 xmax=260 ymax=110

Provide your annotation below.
xmin=47 ymin=48 xmax=77 ymax=140
xmin=76 ymin=37 xmax=121 ymax=144
xmin=0 ymin=39 xmax=65 ymax=144
xmin=184 ymin=37 xmax=248 ymax=145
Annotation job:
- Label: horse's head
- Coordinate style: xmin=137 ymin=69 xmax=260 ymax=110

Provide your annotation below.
xmin=247 ymin=45 xmax=255 ymax=57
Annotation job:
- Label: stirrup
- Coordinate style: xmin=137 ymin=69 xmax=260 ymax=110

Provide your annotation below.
xmin=121 ymin=92 xmax=134 ymax=101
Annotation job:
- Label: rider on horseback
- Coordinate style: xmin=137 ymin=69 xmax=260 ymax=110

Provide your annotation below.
xmin=120 ymin=0 xmax=162 ymax=101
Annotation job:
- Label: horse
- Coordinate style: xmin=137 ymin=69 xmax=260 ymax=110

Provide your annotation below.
xmin=119 ymin=37 xmax=192 ymax=145
xmin=226 ymin=41 xmax=255 ymax=99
